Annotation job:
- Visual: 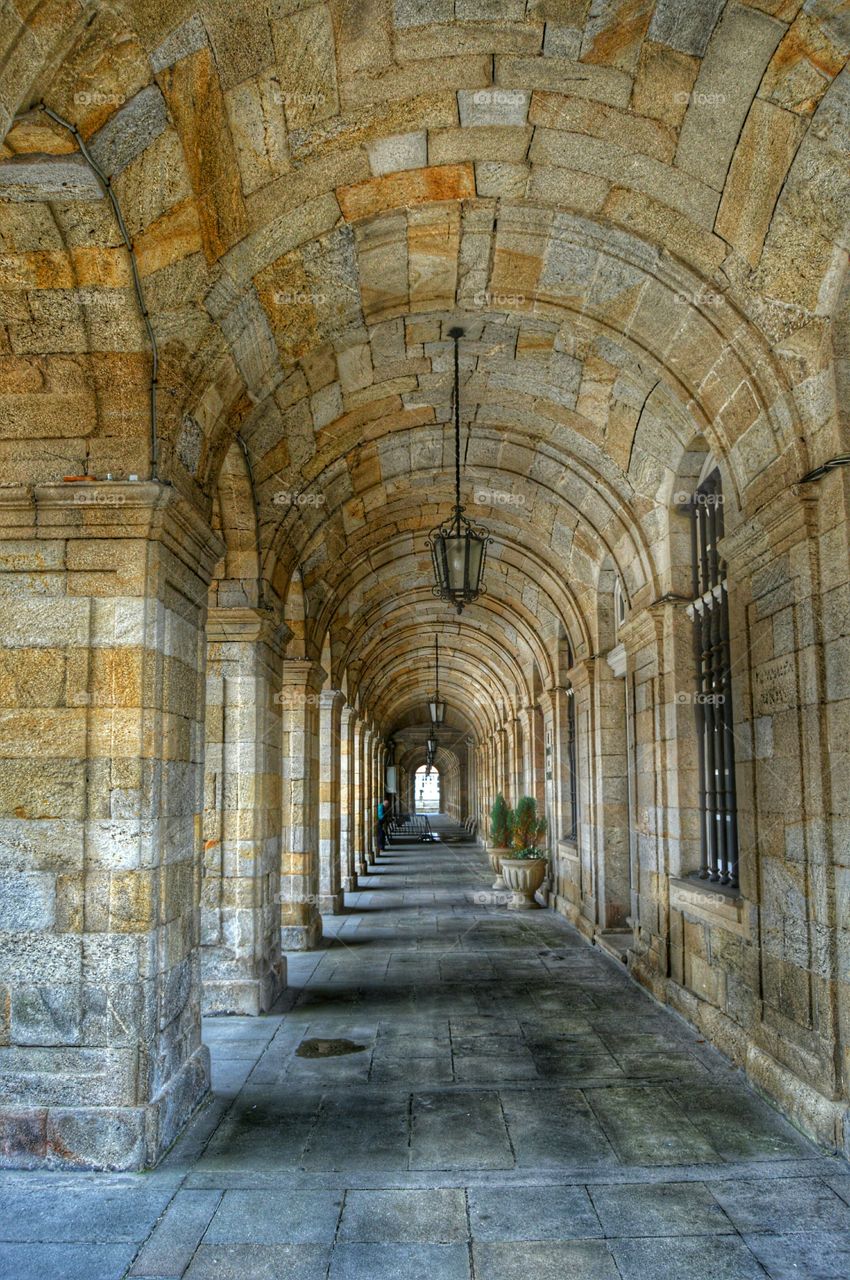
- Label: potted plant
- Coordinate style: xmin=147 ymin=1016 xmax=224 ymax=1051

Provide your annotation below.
xmin=500 ymin=796 xmax=548 ymax=909
xmin=488 ymin=793 xmax=513 ymax=890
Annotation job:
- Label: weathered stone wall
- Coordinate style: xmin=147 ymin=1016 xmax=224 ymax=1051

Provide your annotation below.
xmin=0 ymin=0 xmax=848 ymax=1169
xmin=0 ymin=482 xmax=221 ymax=1169
xmin=546 ymin=480 xmax=850 ymax=1155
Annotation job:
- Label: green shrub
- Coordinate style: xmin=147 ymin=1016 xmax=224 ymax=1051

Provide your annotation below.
xmin=510 ymin=795 xmax=547 ymax=858
xmin=489 ymin=793 xmax=513 ymax=847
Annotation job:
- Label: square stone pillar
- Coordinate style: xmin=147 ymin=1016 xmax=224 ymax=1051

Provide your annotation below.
xmin=363 ymin=726 xmax=376 ymax=864
xmin=201 ymin=607 xmax=286 ymax=1015
xmin=352 ymin=719 xmax=366 ymax=876
xmin=592 ymin=654 xmax=630 ymax=929
xmin=339 ymin=704 xmax=357 ymax=892
xmin=495 ymin=727 xmax=509 ymax=802
xmin=374 ymin=737 xmax=386 ymax=844
xmin=519 ymin=704 xmax=546 ymax=811
xmin=507 ymin=716 xmax=522 ymax=801
xmin=318 ymin=689 xmax=344 ymax=914
xmin=569 ymin=660 xmax=597 ymax=935
xmin=0 ymin=483 xmax=221 ymax=1170
xmin=543 ymin=685 xmax=576 ymax=919
xmin=279 ymin=659 xmax=325 ymax=950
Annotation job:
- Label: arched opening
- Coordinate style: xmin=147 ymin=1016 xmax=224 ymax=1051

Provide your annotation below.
xmin=1 ymin=0 xmax=848 ymax=1198
xmin=414 ymin=764 xmax=441 ymax=814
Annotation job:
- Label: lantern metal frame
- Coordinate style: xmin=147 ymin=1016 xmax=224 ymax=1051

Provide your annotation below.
xmin=427 ymin=326 xmax=492 ymax=614
xmin=428 ymin=634 xmax=446 ymax=725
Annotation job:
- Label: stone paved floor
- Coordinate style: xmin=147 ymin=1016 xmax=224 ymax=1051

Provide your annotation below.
xmin=3 ymin=822 xmax=850 ymax=1279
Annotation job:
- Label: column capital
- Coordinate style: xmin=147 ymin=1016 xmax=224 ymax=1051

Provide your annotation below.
xmin=615 ymin=604 xmax=668 ymax=654
xmin=207 ymin=605 xmax=290 ymax=652
xmin=281 ymin=658 xmax=327 ymax=692
xmin=605 ymin=642 xmax=627 ymax=678
xmin=0 ymin=481 xmax=225 ymax=579
xmin=319 ymin=687 xmax=346 ymax=710
xmin=720 ymin=485 xmax=817 ymax=576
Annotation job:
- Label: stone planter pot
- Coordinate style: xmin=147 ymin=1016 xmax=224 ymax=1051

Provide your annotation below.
xmin=500 ymin=857 xmax=547 ymax=910
xmin=488 ymin=845 xmax=510 ymax=890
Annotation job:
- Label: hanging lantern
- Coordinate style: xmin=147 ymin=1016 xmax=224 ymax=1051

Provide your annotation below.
xmin=427 ymin=327 xmax=492 ymax=613
xmin=428 ymin=634 xmax=446 ymax=724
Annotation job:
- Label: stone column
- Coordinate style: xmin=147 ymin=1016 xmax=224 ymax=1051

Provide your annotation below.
xmin=495 ymin=727 xmax=509 ymax=801
xmin=592 ymin=651 xmax=630 ymax=929
xmin=616 ymin=604 xmax=675 ymax=980
xmin=363 ymin=726 xmax=375 ymax=865
xmin=544 ymin=684 xmax=576 ymax=921
xmin=318 ymin=689 xmax=344 ymax=914
xmin=570 ymin=660 xmax=597 ymax=938
xmin=544 ymin=686 xmax=571 ymax=842
xmin=483 ymin=739 xmax=495 ymax=818
xmin=507 ymin=716 xmax=523 ymax=801
xmin=519 ymin=704 xmax=546 ymax=811
xmin=202 ymin=606 xmax=286 ymax=1015
xmin=352 ymin=718 xmax=367 ymax=876
xmin=375 ymin=737 xmax=386 ymax=844
xmin=0 ymin=482 xmax=221 ymax=1170
xmin=339 ymin=704 xmax=357 ymax=892
xmin=279 ymin=659 xmax=325 ymax=950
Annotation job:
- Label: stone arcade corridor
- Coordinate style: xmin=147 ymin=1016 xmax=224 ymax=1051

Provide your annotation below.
xmin=1 ymin=0 xmax=850 ymax=1273
xmin=3 ymin=825 xmax=850 ymax=1280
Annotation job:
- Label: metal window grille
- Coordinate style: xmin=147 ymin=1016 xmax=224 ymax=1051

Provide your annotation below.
xmin=689 ymin=469 xmax=739 ymax=886
xmin=566 ymin=685 xmax=578 ymax=841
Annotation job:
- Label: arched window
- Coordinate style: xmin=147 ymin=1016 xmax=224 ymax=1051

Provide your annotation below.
xmin=688 ymin=465 xmax=738 ymax=886
xmin=614 ymin=576 xmax=626 ymax=635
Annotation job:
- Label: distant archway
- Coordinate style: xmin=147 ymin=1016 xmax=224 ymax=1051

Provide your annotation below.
xmin=414 ymin=765 xmax=441 ymax=814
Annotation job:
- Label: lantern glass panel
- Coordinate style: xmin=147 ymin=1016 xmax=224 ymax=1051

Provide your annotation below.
xmin=446 ymin=537 xmax=467 ymax=591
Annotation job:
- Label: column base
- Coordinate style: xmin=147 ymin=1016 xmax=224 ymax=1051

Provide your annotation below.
xmin=281 ymin=916 xmax=323 ymax=951
xmin=357 ymin=859 xmax=368 ymax=876
xmin=201 ymin=961 xmax=286 ymax=1016
xmin=0 ymin=1043 xmax=210 ymax=1172
xmin=319 ymin=890 xmax=344 ymax=915
xmin=342 ymin=876 xmax=358 ymax=893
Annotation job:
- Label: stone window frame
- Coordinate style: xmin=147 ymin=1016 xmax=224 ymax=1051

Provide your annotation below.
xmin=685 ymin=461 xmax=739 ymax=888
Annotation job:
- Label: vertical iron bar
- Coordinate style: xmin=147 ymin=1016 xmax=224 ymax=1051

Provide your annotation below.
xmin=707 ymin=494 xmax=727 ymax=880
xmin=691 ymin=497 xmax=709 ymax=879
